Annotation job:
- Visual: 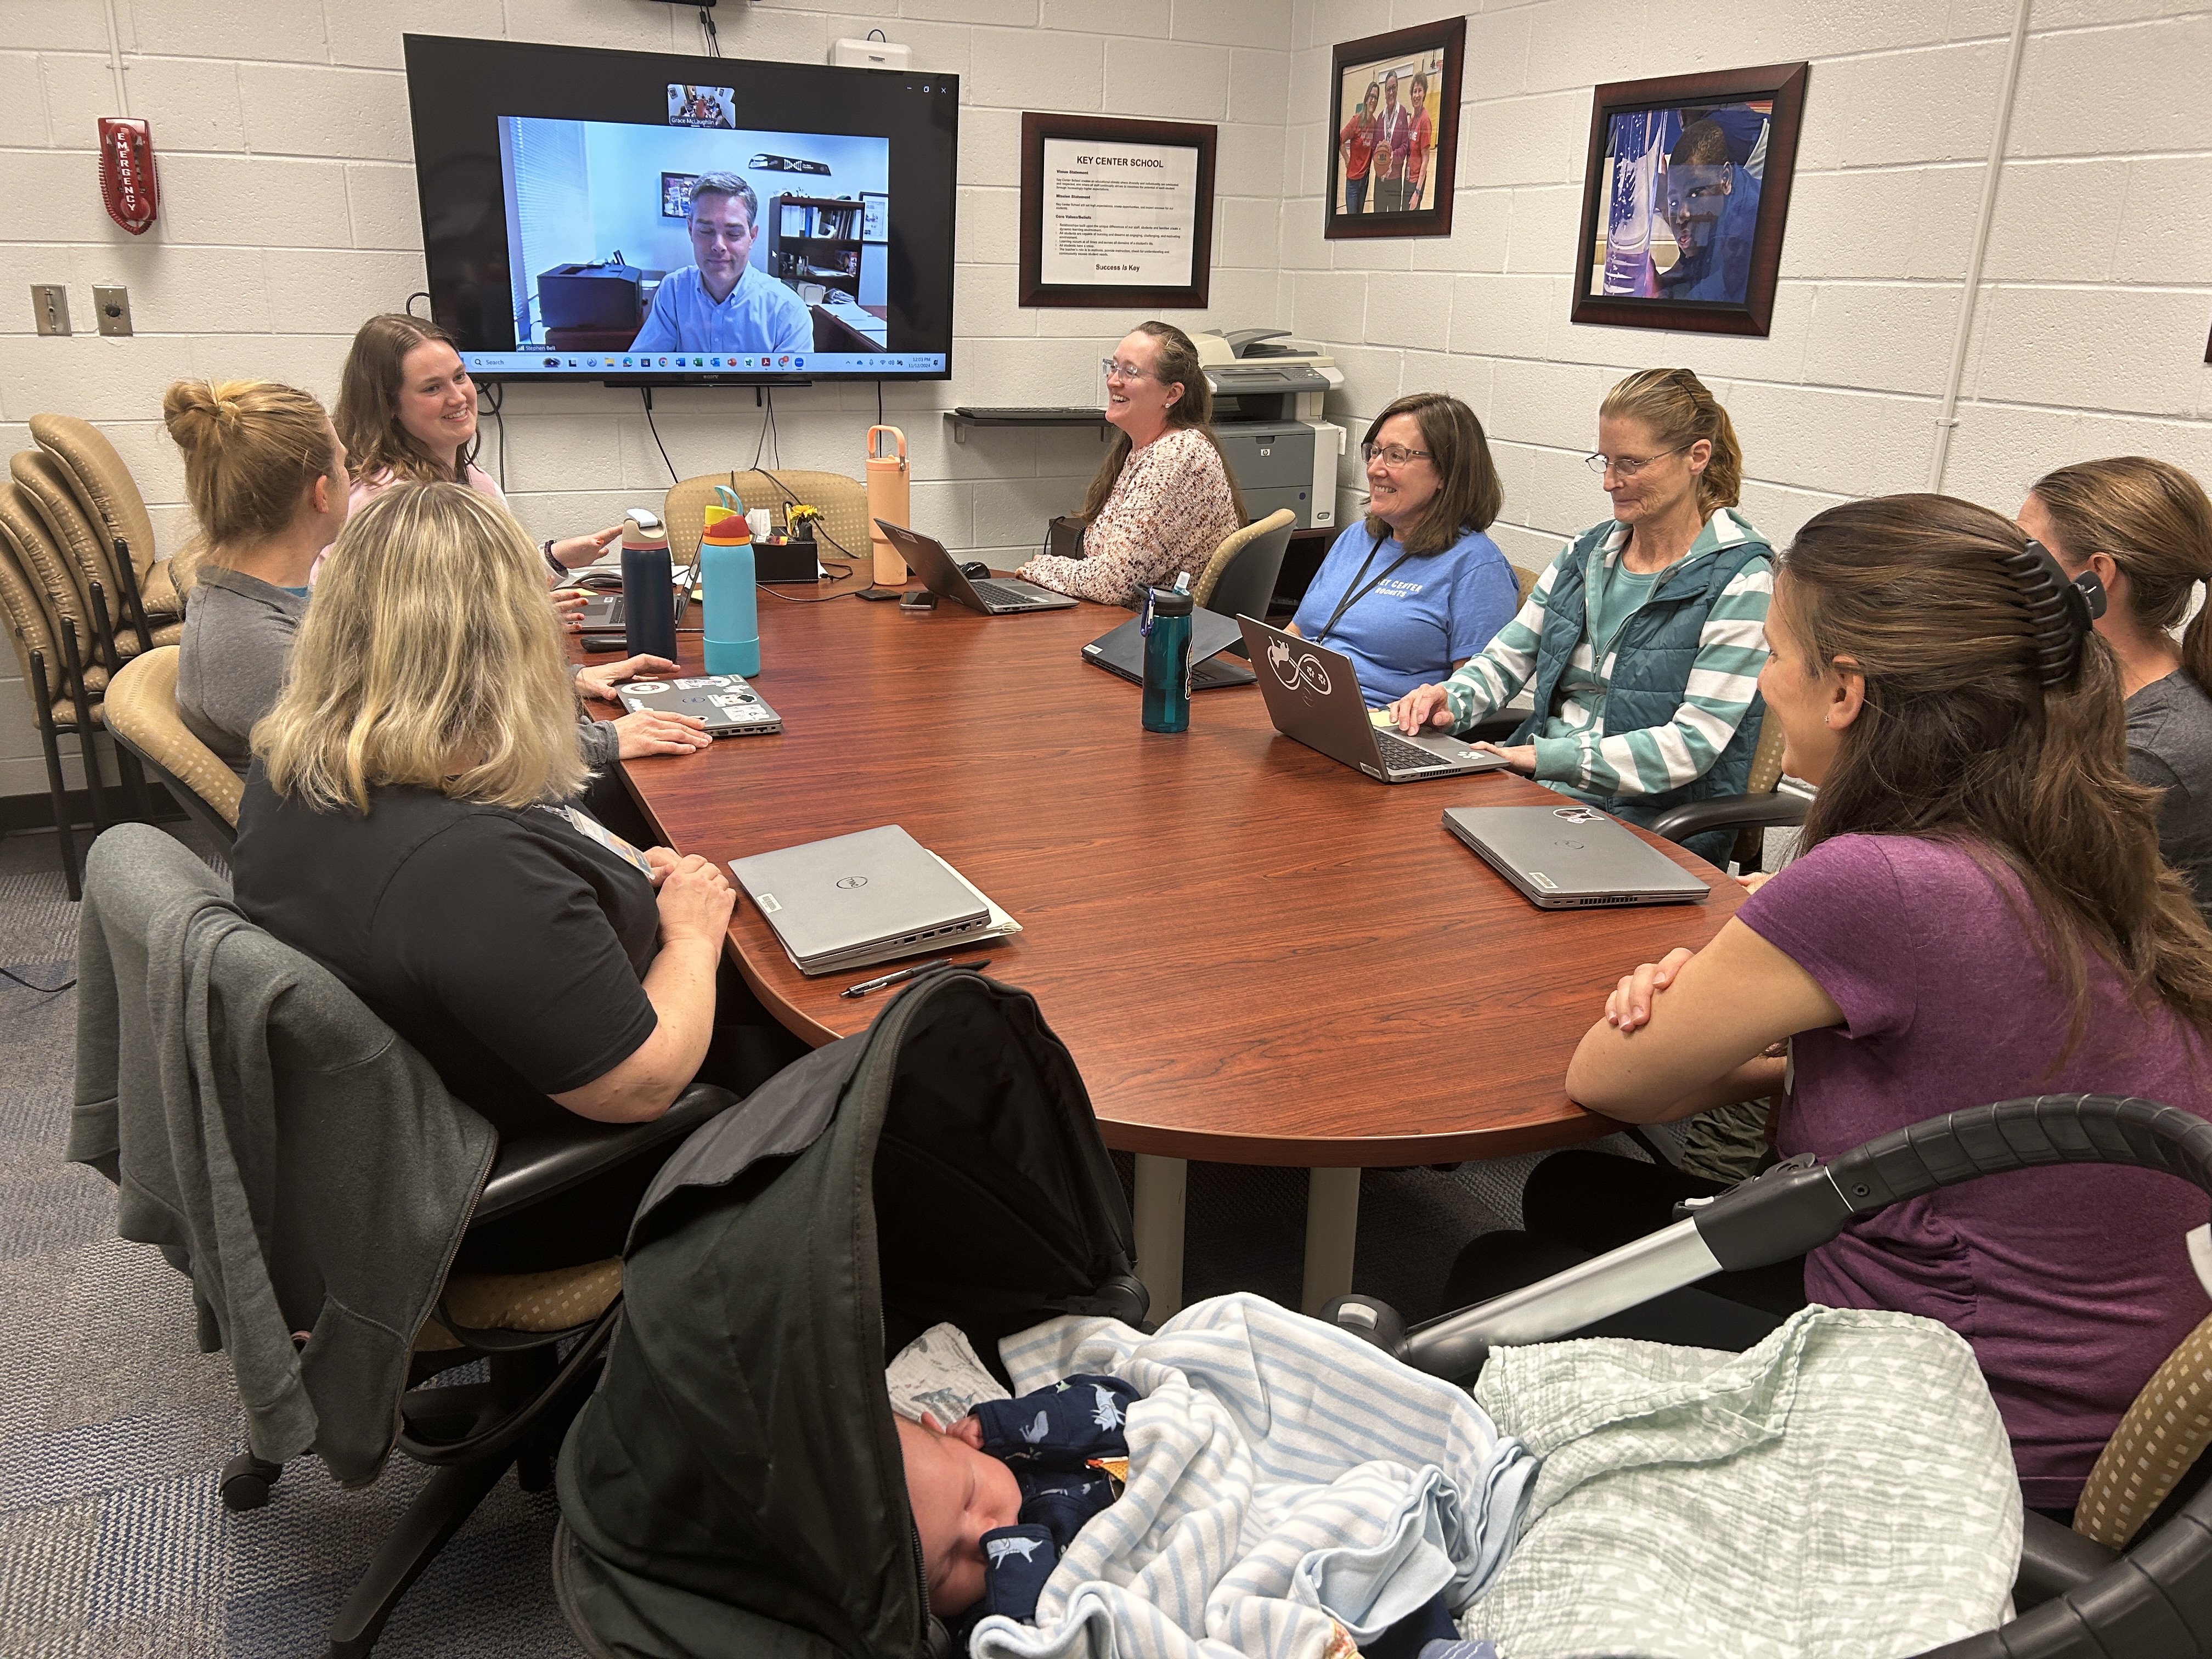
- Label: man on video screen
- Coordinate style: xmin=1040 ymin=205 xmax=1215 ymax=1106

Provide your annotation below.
xmin=631 ymin=171 xmax=813 ymax=355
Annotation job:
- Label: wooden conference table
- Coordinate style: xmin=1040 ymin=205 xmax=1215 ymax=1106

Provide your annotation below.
xmin=585 ymin=568 xmax=1746 ymax=1317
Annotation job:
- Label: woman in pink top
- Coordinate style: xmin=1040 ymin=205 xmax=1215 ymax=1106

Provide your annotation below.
xmin=334 ymin=313 xmax=621 ymax=585
xmin=1015 ymin=321 xmax=1244 ymax=607
xmin=1339 ymin=82 xmax=1381 ymax=216
xmin=1403 ymin=72 xmax=1435 ymax=212
xmin=1545 ymin=494 xmax=2212 ymax=1511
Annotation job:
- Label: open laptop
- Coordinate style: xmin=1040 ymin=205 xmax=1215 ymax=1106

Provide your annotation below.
xmin=1236 ymin=615 xmax=1511 ymax=783
xmin=1083 ymin=607 xmax=1255 ymax=690
xmin=614 ymin=673 xmax=781 ymax=737
xmin=726 ymin=825 xmax=992 ymax=975
xmin=1442 ymin=804 xmax=1711 ymax=909
xmin=873 ymin=520 xmax=1078 ymax=613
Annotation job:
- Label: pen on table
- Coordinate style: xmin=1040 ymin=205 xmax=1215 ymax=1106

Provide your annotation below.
xmin=839 ymin=957 xmax=992 ymax=998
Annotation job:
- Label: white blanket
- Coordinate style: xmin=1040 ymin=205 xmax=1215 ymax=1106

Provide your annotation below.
xmin=968 ymin=1292 xmax=1537 ymax=1659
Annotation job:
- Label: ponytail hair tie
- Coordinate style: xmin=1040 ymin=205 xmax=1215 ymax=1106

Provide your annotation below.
xmin=2005 ymin=538 xmax=2106 ymax=689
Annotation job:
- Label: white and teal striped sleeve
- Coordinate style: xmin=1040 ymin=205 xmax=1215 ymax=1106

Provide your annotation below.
xmin=1530 ymin=554 xmax=1773 ymax=799
xmin=1438 ymin=550 xmax=1563 ymax=731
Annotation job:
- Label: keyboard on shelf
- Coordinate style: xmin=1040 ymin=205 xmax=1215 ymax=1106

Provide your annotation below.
xmin=1376 ymin=731 xmax=1459 ymax=771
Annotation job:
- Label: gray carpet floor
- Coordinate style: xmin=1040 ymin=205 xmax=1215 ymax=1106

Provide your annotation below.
xmin=0 ymin=820 xmax=1649 ymax=1656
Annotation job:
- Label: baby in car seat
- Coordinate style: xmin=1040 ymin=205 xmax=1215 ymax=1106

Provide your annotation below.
xmin=896 ymin=1365 xmax=1493 ymax=1659
xmin=897 ymin=1373 xmax=1139 ymax=1624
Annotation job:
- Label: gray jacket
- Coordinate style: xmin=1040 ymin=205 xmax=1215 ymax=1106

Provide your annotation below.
xmin=176 ymin=567 xmax=309 ymax=776
xmin=69 ymin=823 xmax=496 ymax=1486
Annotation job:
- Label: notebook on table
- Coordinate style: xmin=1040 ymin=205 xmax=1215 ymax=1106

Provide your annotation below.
xmin=728 ymin=825 xmax=1010 ymax=975
xmin=873 ymin=521 xmax=1078 ymax=613
xmin=1441 ymin=804 xmax=1712 ymax=909
xmin=613 ymin=673 xmax=781 ymax=737
xmin=1082 ymin=608 xmax=1255 ymax=689
xmin=1236 ymin=615 xmax=1510 ymax=783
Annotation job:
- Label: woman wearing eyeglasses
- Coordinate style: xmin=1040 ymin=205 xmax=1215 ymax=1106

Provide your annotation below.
xmin=1387 ymin=367 xmax=1772 ymax=865
xmin=1015 ymin=322 xmax=1244 ymax=606
xmin=1282 ymin=393 xmax=1519 ymax=708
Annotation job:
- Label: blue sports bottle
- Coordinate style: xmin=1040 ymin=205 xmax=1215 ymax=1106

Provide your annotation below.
xmin=1139 ymin=584 xmax=1193 ymax=734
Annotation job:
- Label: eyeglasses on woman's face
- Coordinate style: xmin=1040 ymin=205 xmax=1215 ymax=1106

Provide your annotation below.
xmin=1583 ymin=444 xmax=1688 ymax=479
xmin=1361 ymin=442 xmax=1432 ymax=469
xmin=1101 ymin=358 xmax=1154 ymax=382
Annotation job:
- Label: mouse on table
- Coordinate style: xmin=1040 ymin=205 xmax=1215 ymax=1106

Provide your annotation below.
xmin=959 ymin=561 xmax=992 ymax=580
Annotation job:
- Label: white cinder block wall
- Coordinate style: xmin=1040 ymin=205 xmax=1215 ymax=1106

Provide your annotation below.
xmin=4 ymin=0 xmax=2211 ymax=804
xmin=1285 ymin=0 xmax=2212 ymax=577
xmin=0 ymin=0 xmax=1292 ymax=800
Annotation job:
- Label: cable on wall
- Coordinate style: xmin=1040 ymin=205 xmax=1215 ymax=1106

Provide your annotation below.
xmin=483 ymin=381 xmax=506 ymax=490
xmin=99 ymin=0 xmax=128 ymax=114
xmin=1926 ymin=0 xmax=2035 ymax=493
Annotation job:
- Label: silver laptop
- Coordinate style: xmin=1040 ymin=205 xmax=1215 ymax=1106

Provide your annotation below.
xmin=1442 ymin=804 xmax=1712 ymax=909
xmin=874 ymin=520 xmax=1078 ymax=613
xmin=1236 ymin=615 xmax=1511 ymax=783
xmin=614 ymin=673 xmax=781 ymax=737
xmin=727 ymin=825 xmax=991 ymax=975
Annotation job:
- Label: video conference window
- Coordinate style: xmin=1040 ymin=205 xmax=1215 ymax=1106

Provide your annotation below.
xmin=498 ymin=115 xmax=893 ymax=360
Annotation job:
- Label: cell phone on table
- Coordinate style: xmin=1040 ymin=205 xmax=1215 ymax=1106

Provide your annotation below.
xmin=856 ymin=586 xmax=906 ymax=602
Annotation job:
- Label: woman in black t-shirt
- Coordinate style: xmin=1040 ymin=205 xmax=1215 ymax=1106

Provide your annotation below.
xmin=233 ymin=483 xmax=798 ymax=1261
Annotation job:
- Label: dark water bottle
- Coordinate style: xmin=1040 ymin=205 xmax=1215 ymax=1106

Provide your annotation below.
xmin=620 ymin=509 xmax=678 ymax=661
xmin=1140 ymin=585 xmax=1193 ymax=734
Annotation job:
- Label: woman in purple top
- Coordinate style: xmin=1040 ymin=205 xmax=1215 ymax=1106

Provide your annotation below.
xmin=1556 ymin=494 xmax=2212 ymax=1511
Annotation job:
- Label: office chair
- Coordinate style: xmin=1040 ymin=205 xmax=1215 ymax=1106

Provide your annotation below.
xmin=77 ymin=823 xmax=737 ymax=1657
xmin=1191 ymin=508 xmax=1296 ymax=619
xmin=102 ymin=646 xmax=242 ymax=845
xmin=29 ymin=411 xmax=183 ymax=644
xmin=24 ymin=416 xmax=180 ymax=663
xmin=12 ymin=447 xmax=172 ymax=675
xmin=1647 ymin=712 xmax=1804 ymax=873
xmin=0 ymin=484 xmax=133 ymax=898
xmin=662 ymin=469 xmax=871 ymax=571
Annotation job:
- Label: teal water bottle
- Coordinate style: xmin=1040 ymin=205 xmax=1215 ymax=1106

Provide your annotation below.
xmin=1139 ymin=585 xmax=1193 ymax=734
xmin=700 ymin=499 xmax=760 ymax=677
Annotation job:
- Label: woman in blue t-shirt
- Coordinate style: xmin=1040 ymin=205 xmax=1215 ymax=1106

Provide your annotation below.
xmin=1285 ymin=393 xmax=1519 ymax=708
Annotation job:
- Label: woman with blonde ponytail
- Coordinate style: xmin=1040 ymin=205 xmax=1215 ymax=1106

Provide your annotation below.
xmin=2022 ymin=457 xmax=2212 ymax=917
xmin=1387 ymin=367 xmax=1772 ymax=865
xmin=162 ymin=379 xmax=349 ymax=774
xmin=1456 ymin=494 xmax=2212 ymax=1516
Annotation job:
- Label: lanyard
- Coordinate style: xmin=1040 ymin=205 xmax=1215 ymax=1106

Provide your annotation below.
xmin=1312 ymin=532 xmax=1419 ymax=646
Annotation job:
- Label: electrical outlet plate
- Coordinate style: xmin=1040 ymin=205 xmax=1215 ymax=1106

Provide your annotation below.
xmin=31 ymin=285 xmax=69 ymax=336
xmin=93 ymin=285 xmax=132 ymax=337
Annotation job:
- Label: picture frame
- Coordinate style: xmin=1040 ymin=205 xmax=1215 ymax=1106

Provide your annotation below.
xmin=1571 ymin=61 xmax=1810 ymax=337
xmin=1018 ymin=112 xmax=1216 ymax=310
xmin=1324 ymin=18 xmax=1464 ymax=241
xmin=659 ymin=172 xmax=698 ymax=219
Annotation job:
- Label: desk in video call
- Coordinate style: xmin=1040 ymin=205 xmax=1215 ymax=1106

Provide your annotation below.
xmin=582 ymin=572 xmax=1745 ymax=1317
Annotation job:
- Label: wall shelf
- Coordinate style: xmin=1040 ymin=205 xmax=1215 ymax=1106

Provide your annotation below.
xmin=946 ymin=408 xmax=1111 ymax=444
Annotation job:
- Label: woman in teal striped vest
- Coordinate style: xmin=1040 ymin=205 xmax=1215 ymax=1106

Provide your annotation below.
xmin=1386 ymin=368 xmax=1773 ymax=867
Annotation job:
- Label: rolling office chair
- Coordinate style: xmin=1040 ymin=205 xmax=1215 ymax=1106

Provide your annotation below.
xmin=1648 ymin=712 xmax=1805 ymax=873
xmin=76 ymin=823 xmax=737 ymax=1657
xmin=101 ymin=646 xmax=242 ymax=846
xmin=1190 ymin=509 xmax=1296 ymax=632
xmin=662 ymin=469 xmax=871 ymax=571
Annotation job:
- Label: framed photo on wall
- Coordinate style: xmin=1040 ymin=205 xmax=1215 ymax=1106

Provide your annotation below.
xmin=1019 ymin=112 xmax=1216 ymax=309
xmin=1325 ymin=18 xmax=1464 ymax=240
xmin=1571 ymin=61 xmax=1809 ymax=336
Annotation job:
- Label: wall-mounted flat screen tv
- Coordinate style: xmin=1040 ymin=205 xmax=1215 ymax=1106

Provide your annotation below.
xmin=402 ymin=35 xmax=958 ymax=385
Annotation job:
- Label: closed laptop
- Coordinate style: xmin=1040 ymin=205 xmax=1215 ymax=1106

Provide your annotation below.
xmin=1442 ymin=804 xmax=1711 ymax=909
xmin=728 ymin=825 xmax=991 ymax=973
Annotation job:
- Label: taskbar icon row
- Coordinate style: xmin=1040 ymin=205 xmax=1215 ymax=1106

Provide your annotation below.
xmin=469 ymin=351 xmax=947 ymax=375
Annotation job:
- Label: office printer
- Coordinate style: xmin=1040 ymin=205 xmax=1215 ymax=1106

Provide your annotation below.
xmin=1195 ymin=329 xmax=1346 ymax=532
xmin=538 ymin=260 xmax=652 ymax=331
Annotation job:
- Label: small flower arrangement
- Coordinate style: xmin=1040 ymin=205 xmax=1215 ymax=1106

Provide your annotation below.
xmin=786 ymin=503 xmax=822 ymax=541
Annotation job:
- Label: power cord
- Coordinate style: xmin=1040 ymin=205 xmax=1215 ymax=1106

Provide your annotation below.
xmin=483 ymin=380 xmax=507 ymax=490
xmin=404 ymin=290 xmax=432 ymax=319
xmin=1 ymin=964 xmax=75 ymax=995
xmin=698 ymin=3 xmax=720 ymax=55
xmin=641 ymin=387 xmax=678 ymax=482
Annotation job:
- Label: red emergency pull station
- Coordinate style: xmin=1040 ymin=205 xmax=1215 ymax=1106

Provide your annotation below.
xmin=98 ymin=118 xmax=160 ymax=236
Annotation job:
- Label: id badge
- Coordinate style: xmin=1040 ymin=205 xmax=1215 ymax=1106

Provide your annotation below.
xmin=549 ymin=804 xmax=657 ymax=881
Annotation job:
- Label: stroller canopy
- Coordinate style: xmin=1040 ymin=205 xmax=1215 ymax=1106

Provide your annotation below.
xmin=557 ymin=971 xmax=1139 ymax=1658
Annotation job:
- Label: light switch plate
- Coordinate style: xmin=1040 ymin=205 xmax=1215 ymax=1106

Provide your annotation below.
xmin=31 ymin=285 xmax=69 ymax=335
xmin=93 ymin=285 xmax=132 ymax=337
